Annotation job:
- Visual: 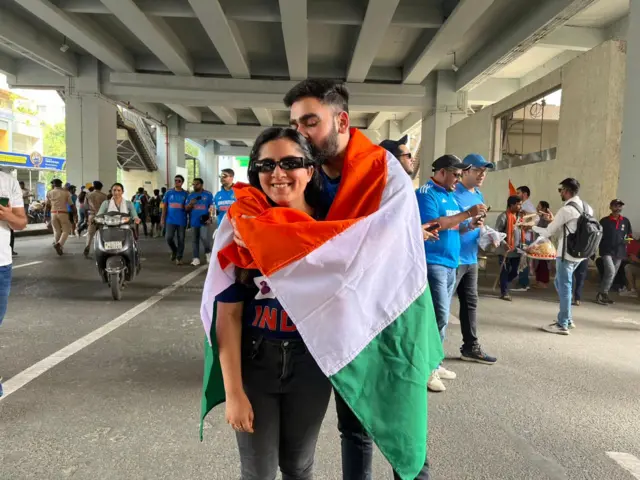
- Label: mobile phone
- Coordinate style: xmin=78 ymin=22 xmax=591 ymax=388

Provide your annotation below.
xmin=0 ymin=197 xmax=9 ymax=207
xmin=426 ymin=222 xmax=440 ymax=232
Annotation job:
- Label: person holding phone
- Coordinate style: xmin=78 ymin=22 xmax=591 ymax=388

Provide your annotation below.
xmin=0 ymin=170 xmax=27 ymax=396
xmin=186 ymin=178 xmax=214 ymax=266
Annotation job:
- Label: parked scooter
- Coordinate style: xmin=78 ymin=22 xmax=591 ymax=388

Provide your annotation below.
xmin=94 ymin=211 xmax=141 ymax=300
xmin=28 ymin=201 xmax=45 ymax=224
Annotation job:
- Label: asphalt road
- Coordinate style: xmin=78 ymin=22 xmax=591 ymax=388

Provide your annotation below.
xmin=1 ymin=233 xmax=639 ymax=480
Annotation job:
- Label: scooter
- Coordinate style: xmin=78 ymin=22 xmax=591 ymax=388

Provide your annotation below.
xmin=28 ymin=201 xmax=45 ymax=224
xmin=94 ymin=211 xmax=141 ymax=300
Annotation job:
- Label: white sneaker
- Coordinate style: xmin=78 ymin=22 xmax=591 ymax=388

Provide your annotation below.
xmin=205 ymin=253 xmax=211 ymax=264
xmin=620 ymin=289 xmax=638 ymax=298
xmin=427 ymin=371 xmax=446 ymax=392
xmin=437 ymin=366 xmax=457 ymax=380
xmin=541 ymin=323 xmax=569 ymax=335
xmin=511 ymin=287 xmax=529 ymax=292
xmin=191 ymin=258 xmax=201 ymax=266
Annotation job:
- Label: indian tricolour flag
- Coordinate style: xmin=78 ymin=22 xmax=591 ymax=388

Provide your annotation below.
xmin=200 ymin=129 xmax=443 ymax=480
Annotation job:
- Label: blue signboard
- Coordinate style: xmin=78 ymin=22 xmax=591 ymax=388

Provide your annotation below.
xmin=0 ymin=151 xmax=65 ymax=171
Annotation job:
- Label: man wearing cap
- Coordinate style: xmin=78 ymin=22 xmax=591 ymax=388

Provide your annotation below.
xmin=416 ymin=154 xmax=487 ymax=392
xmin=453 ymin=154 xmax=497 ymax=365
xmin=596 ymin=199 xmax=632 ymax=305
xmin=379 ymin=135 xmax=415 ymax=176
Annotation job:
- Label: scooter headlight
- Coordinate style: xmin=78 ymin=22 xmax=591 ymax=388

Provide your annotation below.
xmin=104 ymin=216 xmax=121 ymax=226
xmin=94 ymin=217 xmax=105 ymax=225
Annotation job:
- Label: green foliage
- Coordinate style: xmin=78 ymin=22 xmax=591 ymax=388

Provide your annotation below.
xmin=15 ymin=105 xmax=38 ymax=116
xmin=43 ymin=122 xmax=66 ymax=158
xmin=39 ymin=170 xmax=66 ymax=185
xmin=185 ymin=141 xmax=200 ymax=158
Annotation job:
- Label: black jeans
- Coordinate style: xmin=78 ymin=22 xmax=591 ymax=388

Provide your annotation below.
xmin=335 ymin=392 xmax=430 ymax=480
xmin=498 ymin=256 xmax=521 ymax=296
xmin=455 ymin=263 xmax=479 ymax=351
xmin=237 ymin=336 xmax=332 ymax=480
xmin=573 ymin=259 xmax=588 ymax=301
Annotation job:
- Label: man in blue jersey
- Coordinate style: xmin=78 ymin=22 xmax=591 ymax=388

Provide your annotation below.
xmin=416 ymin=154 xmax=486 ymax=392
xmin=186 ymin=177 xmax=214 ymax=266
xmin=453 ymin=154 xmax=497 ymax=365
xmin=162 ymin=175 xmax=189 ymax=265
xmin=214 ymin=168 xmax=236 ymax=227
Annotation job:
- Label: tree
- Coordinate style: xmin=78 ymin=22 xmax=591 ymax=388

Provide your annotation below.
xmin=43 ymin=122 xmax=66 ymax=158
xmin=185 ymin=141 xmax=200 ymax=183
xmin=40 ymin=122 xmax=67 ymax=185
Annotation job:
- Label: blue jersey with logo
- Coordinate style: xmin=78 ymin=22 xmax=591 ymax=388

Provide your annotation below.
xmin=187 ymin=190 xmax=214 ymax=228
xmin=454 ymin=183 xmax=484 ymax=266
xmin=416 ymin=180 xmax=462 ymax=269
xmin=214 ymin=188 xmax=236 ymax=224
xmin=216 ymin=280 xmax=301 ymax=340
xmin=163 ymin=189 xmax=188 ymax=226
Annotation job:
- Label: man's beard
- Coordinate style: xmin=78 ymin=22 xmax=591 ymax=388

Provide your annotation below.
xmin=310 ymin=123 xmax=340 ymax=165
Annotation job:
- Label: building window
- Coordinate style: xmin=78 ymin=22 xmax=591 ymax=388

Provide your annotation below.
xmin=493 ymin=89 xmax=562 ymax=170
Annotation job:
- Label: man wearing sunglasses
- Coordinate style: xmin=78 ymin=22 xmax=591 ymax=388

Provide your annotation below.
xmin=213 ymin=168 xmax=236 ymax=227
xmin=162 ymin=175 xmax=189 ymax=265
xmin=379 ymin=134 xmax=414 ymax=176
xmin=416 ymin=155 xmax=487 ymax=393
xmin=453 ymin=154 xmax=497 ymax=365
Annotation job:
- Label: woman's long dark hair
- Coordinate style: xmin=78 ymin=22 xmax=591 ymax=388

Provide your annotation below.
xmin=248 ymin=127 xmax=327 ymax=219
xmin=237 ymin=128 xmax=327 ymax=286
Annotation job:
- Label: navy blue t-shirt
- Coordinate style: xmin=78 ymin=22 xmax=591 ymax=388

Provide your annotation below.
xmin=320 ymin=170 xmax=340 ymax=211
xmin=215 ymin=281 xmax=301 ymax=340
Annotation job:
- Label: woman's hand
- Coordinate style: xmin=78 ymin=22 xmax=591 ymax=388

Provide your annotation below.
xmin=225 ymin=391 xmax=254 ymax=433
xmin=231 ymin=215 xmax=255 ymax=249
xmin=134 ymin=217 xmax=141 ymax=225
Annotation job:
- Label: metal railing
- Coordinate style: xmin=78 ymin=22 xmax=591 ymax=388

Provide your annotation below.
xmin=120 ymin=108 xmax=157 ymax=167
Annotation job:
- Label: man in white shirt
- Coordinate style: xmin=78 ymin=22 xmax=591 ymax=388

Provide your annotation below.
xmin=533 ymin=178 xmax=593 ymax=335
xmin=0 ymin=170 xmax=28 ymax=396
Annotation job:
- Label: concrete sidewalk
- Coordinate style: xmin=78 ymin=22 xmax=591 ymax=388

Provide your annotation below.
xmin=14 ymin=223 xmax=51 ymax=238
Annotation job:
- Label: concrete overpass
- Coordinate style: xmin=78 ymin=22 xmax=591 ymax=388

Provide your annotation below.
xmin=0 ymin=0 xmax=631 ymax=189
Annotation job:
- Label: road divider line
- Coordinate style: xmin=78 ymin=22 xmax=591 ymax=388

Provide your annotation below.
xmin=607 ymin=452 xmax=640 ymax=479
xmin=13 ymin=261 xmax=43 ymax=269
xmin=0 ymin=265 xmax=207 ymax=402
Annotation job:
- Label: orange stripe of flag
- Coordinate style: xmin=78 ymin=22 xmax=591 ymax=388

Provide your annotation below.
xmin=509 ymin=180 xmax=517 ymax=196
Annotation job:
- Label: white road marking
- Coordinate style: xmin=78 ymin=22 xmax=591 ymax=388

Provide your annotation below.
xmin=0 ymin=266 xmax=207 ymax=402
xmin=13 ymin=261 xmax=43 ymax=269
xmin=612 ymin=316 xmax=640 ymax=326
xmin=606 ymin=452 xmax=640 ymax=479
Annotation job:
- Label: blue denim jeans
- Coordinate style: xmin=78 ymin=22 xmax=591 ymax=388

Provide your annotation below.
xmin=555 ymin=257 xmax=580 ymax=328
xmin=191 ymin=226 xmax=212 ymax=260
xmin=165 ymin=224 xmax=186 ymax=260
xmin=427 ymin=263 xmax=456 ymax=342
xmin=0 ymin=264 xmax=12 ymax=325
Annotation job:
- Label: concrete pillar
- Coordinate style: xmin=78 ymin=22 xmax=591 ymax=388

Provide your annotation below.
xmin=65 ymin=57 xmax=117 ymax=188
xmin=619 ymin=0 xmax=640 ymax=228
xmin=203 ymin=141 xmax=220 ymax=195
xmin=388 ymin=119 xmax=402 ymax=141
xmin=156 ymin=115 xmax=185 ymax=189
xmin=418 ymin=71 xmax=467 ymax=185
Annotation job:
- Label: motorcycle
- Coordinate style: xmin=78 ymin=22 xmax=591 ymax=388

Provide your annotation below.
xmin=28 ymin=201 xmax=45 ymax=224
xmin=94 ymin=211 xmax=141 ymax=300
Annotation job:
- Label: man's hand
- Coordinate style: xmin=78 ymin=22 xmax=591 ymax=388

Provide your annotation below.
xmin=422 ymin=222 xmax=440 ymax=242
xmin=542 ymin=211 xmax=554 ymax=222
xmin=470 ymin=216 xmax=485 ymax=229
xmin=468 ymin=204 xmax=488 ymax=218
xmin=134 ymin=217 xmax=141 ymax=225
xmin=0 ymin=203 xmax=11 ymax=221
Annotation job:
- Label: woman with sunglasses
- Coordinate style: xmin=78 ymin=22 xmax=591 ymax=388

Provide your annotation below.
xmin=215 ymin=127 xmax=331 ymax=480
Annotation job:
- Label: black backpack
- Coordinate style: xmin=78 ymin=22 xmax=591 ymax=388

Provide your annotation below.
xmin=563 ymin=201 xmax=602 ymax=260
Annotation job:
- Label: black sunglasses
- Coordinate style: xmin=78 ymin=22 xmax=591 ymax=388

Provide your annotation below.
xmin=398 ymin=152 xmax=412 ymax=159
xmin=252 ymin=156 xmax=307 ymax=173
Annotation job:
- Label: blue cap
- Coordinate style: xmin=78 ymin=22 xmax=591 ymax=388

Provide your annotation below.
xmin=463 ymin=154 xmax=494 ymax=169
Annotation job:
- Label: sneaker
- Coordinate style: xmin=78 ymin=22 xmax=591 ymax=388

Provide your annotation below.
xmin=605 ymin=294 xmax=615 ymax=305
xmin=427 ymin=371 xmax=446 ymax=392
xmin=620 ymin=289 xmax=639 ymax=298
xmin=83 ymin=246 xmax=90 ymax=259
xmin=511 ymin=287 xmax=529 ymax=292
xmin=500 ymin=294 xmax=512 ymax=302
xmin=191 ymin=258 xmax=201 ymax=266
xmin=54 ymin=243 xmax=63 ymax=256
xmin=436 ymin=366 xmax=456 ymax=380
xmin=461 ymin=345 xmax=497 ymax=365
xmin=11 ymin=251 xmax=17 ymax=257
xmin=170 ymin=253 xmax=177 ymax=262
xmin=572 ymin=299 xmax=581 ymax=306
xmin=205 ymin=253 xmax=211 ymax=264
xmin=596 ymin=293 xmax=608 ymax=306
xmin=176 ymin=259 xmax=184 ymax=266
xmin=542 ymin=323 xmax=570 ymax=335
xmin=568 ymin=322 xmax=576 ymax=329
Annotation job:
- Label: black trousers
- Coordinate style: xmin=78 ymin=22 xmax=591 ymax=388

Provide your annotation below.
xmin=455 ymin=263 xmax=479 ymax=351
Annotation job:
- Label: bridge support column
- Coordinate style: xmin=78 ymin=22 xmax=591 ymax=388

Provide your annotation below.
xmin=156 ymin=115 xmax=185 ymax=189
xmin=202 ymin=141 xmax=220 ymax=196
xmin=65 ymin=94 xmax=117 ymax=189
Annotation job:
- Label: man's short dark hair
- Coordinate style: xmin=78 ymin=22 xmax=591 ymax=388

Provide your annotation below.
xmin=93 ymin=180 xmax=103 ymax=190
xmin=153 ymin=189 xmax=160 ymax=195
xmin=175 ymin=174 xmax=185 ymax=182
xmin=507 ymin=195 xmax=521 ymax=208
xmin=539 ymin=200 xmax=550 ymax=210
xmin=516 ymin=186 xmax=531 ymax=197
xmin=52 ymin=179 xmax=62 ymax=188
xmin=221 ymin=168 xmax=235 ymax=177
xmin=137 ymin=187 xmax=144 ymax=193
xmin=193 ymin=177 xmax=203 ymax=184
xmin=559 ymin=178 xmax=580 ymax=194
xmin=283 ymin=79 xmax=350 ymax=113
